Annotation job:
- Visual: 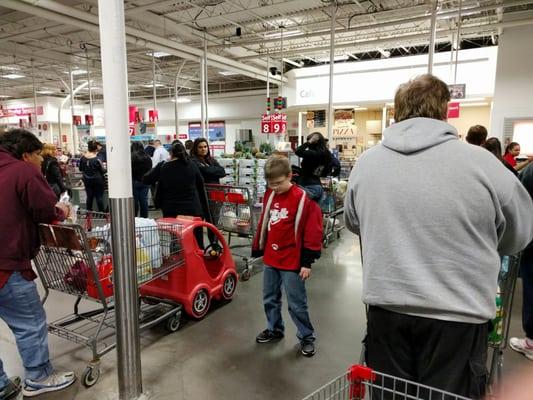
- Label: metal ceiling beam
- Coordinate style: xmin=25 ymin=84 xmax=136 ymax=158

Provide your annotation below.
xmin=2 ymin=0 xmax=285 ymax=84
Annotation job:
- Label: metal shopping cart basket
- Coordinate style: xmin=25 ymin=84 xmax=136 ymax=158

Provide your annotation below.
xmin=303 ymin=365 xmax=470 ymax=400
xmin=320 ymin=177 xmax=345 ymax=248
xmin=33 ymin=210 xmax=184 ymax=388
xmin=205 ymin=183 xmax=262 ymax=281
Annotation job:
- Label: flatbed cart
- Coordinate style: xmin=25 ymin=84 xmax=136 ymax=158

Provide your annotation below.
xmin=488 ymin=253 xmax=522 ymax=391
xmin=34 ymin=210 xmax=184 ymax=388
xmin=303 ymin=364 xmax=470 ymax=400
xmin=320 ymin=177 xmax=345 ymax=248
xmin=205 ymin=183 xmax=263 ymax=281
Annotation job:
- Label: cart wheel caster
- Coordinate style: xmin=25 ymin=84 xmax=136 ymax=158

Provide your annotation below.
xmin=222 ymin=273 xmax=237 ymax=300
xmin=337 ymin=231 xmax=341 ymax=239
xmin=165 ymin=311 xmax=182 ymax=333
xmin=240 ymin=269 xmax=251 ymax=282
xmin=191 ymin=289 xmax=210 ymax=319
xmin=323 ymin=239 xmax=329 ymax=248
xmin=82 ymin=365 xmax=100 ymax=388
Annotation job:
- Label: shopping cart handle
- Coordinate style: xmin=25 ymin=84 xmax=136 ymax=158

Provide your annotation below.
xmin=349 ymin=365 xmax=375 ymax=381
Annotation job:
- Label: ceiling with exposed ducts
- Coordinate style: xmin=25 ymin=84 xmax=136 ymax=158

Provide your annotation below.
xmin=0 ymin=0 xmax=532 ymax=103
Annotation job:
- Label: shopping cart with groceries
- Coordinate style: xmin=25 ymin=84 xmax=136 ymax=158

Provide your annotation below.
xmin=33 ymin=209 xmax=184 ymax=388
xmin=303 ymin=364 xmax=470 ymax=400
xmin=320 ymin=177 xmax=345 ymax=247
xmin=205 ymin=183 xmax=263 ymax=281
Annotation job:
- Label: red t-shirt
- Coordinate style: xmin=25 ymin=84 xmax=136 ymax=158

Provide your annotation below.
xmin=503 ymin=153 xmax=517 ymax=167
xmin=263 ymin=185 xmax=301 ymax=270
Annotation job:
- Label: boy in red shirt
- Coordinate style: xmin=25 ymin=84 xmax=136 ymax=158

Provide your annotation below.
xmin=252 ymin=155 xmax=323 ymax=357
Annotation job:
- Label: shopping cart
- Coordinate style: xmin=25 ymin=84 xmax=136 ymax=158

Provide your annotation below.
xmin=303 ymin=364 xmax=470 ymax=400
xmin=205 ymin=183 xmax=263 ymax=281
xmin=488 ymin=253 xmax=521 ymax=390
xmin=33 ymin=211 xmax=184 ymax=388
xmin=320 ymin=177 xmax=345 ymax=248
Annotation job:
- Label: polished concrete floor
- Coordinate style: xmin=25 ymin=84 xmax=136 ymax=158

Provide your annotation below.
xmin=0 ymin=230 xmax=531 ymax=399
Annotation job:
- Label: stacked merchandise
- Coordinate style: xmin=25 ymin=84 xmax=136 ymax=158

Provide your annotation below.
xmin=237 ymin=159 xmax=267 ymax=204
xmin=217 ymin=158 xmax=236 ymax=185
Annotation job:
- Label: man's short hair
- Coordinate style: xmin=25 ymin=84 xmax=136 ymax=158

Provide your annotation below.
xmin=0 ymin=129 xmax=43 ymax=160
xmin=154 ymin=139 xmax=161 ymax=145
xmin=265 ymin=154 xmax=291 ymax=179
xmin=466 ymin=125 xmax=488 ymax=146
xmin=394 ymin=74 xmax=451 ymax=122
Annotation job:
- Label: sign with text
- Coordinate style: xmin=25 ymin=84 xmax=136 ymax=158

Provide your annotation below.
xmin=0 ymin=106 xmax=44 ymax=118
xmin=448 ymin=102 xmax=460 ymax=119
xmin=261 ymin=113 xmax=287 ymax=134
xmin=188 ymin=121 xmax=226 ymax=141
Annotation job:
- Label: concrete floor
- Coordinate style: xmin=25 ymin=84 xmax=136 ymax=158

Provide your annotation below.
xmin=0 ymin=230 xmax=531 ymax=399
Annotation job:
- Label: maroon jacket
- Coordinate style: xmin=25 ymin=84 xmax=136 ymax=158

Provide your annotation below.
xmin=0 ymin=147 xmax=65 ymax=271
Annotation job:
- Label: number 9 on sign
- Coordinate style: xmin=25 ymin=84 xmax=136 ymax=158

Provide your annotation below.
xmin=273 ymin=123 xmax=280 ymax=133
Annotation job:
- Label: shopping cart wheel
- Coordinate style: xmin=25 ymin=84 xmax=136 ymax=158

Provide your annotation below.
xmin=165 ymin=311 xmax=182 ymax=333
xmin=323 ymin=238 xmax=329 ymax=248
xmin=82 ymin=365 xmax=100 ymax=388
xmin=191 ymin=289 xmax=210 ymax=319
xmin=240 ymin=269 xmax=251 ymax=282
xmin=222 ymin=273 xmax=237 ymax=300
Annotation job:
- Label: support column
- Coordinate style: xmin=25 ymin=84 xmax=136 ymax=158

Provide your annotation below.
xmin=68 ymin=65 xmax=78 ymax=154
xmin=204 ymin=37 xmax=209 ymax=138
xmin=31 ymin=59 xmax=38 ymax=131
xmin=86 ymin=48 xmax=94 ymax=135
xmin=327 ymin=2 xmax=336 ymax=143
xmin=200 ymin=56 xmax=206 ymax=138
xmin=97 ymin=2 xmax=142 ymax=400
xmin=427 ymin=0 xmax=438 ymax=74
xmin=174 ymin=60 xmax=186 ymax=135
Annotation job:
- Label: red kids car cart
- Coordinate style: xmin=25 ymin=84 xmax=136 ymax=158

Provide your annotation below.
xmin=140 ymin=216 xmax=238 ymax=319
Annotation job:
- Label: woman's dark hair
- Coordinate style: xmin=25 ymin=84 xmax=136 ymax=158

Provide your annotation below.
xmin=87 ymin=141 xmax=99 ymax=152
xmin=504 ymin=142 xmax=519 ymax=155
xmin=308 ymin=132 xmax=332 ymax=174
xmin=0 ymin=128 xmax=43 ymax=160
xmin=131 ymin=141 xmax=144 ymax=153
xmin=171 ymin=141 xmax=189 ymax=162
xmin=192 ymin=138 xmax=213 ymax=162
xmin=483 ymin=137 xmax=503 ymax=161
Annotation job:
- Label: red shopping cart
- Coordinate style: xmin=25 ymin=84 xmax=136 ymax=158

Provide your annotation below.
xmin=303 ymin=365 xmax=470 ymax=400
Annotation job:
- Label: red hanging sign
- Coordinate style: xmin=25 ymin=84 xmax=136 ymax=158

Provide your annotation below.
xmin=148 ymin=109 xmax=159 ymax=122
xmin=447 ymin=102 xmax=460 ymax=119
xmin=85 ymin=114 xmax=94 ymax=125
xmin=261 ymin=113 xmax=287 ymax=135
xmin=72 ymin=115 xmax=82 ymax=126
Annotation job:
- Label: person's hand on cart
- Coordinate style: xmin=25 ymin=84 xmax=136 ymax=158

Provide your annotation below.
xmin=300 ymin=267 xmax=311 ymax=281
xmin=55 ymin=201 xmax=71 ymax=218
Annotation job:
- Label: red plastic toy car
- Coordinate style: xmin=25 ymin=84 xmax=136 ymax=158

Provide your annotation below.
xmin=140 ymin=217 xmax=238 ymax=319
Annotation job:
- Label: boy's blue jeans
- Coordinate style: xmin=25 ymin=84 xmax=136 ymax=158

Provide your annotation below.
xmin=0 ymin=272 xmax=53 ymax=389
xmin=263 ymin=265 xmax=315 ymax=342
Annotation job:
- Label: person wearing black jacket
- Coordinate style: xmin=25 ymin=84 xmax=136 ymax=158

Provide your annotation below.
xmin=190 ymin=138 xmax=226 ymax=184
xmin=131 ymin=142 xmax=153 ymax=218
xmin=295 ymin=132 xmax=332 ymax=201
xmin=41 ymin=143 xmax=66 ymax=198
xmin=79 ymin=141 xmax=106 ymax=212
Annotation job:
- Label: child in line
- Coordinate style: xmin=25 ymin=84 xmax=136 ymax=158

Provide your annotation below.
xmin=252 ymin=155 xmax=323 ymax=357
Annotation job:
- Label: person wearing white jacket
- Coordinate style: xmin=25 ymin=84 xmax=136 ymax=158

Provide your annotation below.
xmin=151 ymin=139 xmax=169 ymax=167
xmin=344 ymin=74 xmax=533 ymax=399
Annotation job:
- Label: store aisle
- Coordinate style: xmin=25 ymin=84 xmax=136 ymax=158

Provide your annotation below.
xmin=0 ymin=232 xmax=366 ymax=400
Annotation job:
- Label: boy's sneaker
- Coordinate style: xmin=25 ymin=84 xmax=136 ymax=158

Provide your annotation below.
xmin=509 ymin=337 xmax=533 ymax=360
xmin=0 ymin=376 xmax=21 ymax=399
xmin=300 ymin=341 xmax=316 ymax=357
xmin=256 ymin=329 xmax=284 ymax=343
xmin=22 ymin=371 xmax=76 ymax=397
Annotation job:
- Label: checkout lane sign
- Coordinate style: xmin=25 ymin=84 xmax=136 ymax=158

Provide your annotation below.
xmin=261 ymin=113 xmax=287 ymax=134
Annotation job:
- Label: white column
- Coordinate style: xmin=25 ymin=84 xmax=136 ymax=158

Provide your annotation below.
xmin=427 ymin=0 xmax=438 ymax=74
xmin=327 ymin=2 xmax=336 ymax=142
xmin=68 ymin=66 xmax=78 ymax=154
xmin=97 ymin=1 xmax=142 ymax=400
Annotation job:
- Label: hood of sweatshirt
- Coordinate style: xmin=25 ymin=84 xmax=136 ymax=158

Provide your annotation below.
xmin=381 ymin=117 xmax=458 ymax=154
xmin=0 ymin=147 xmax=19 ymax=169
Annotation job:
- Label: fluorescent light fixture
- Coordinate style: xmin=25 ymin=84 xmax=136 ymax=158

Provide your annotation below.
xmin=317 ymin=55 xmax=349 ymax=62
xmin=354 ymin=107 xmax=368 ymax=111
xmin=264 ymin=29 xmax=301 ymax=39
xmin=346 ymin=53 xmax=359 ymax=60
xmin=0 ymin=95 xmax=10 ymax=98
xmin=377 ymin=48 xmax=391 ymax=58
xmin=219 ymin=70 xmax=239 ymax=76
xmin=147 ymin=51 xmax=171 ymax=58
xmin=37 ymin=90 xmax=54 ymax=94
xmin=460 ymin=102 xmax=489 ymax=107
xmin=2 ymin=65 xmax=19 ymax=71
xmin=65 ymin=69 xmax=87 ymax=75
xmin=141 ymin=82 xmax=164 ymax=88
xmin=171 ymin=97 xmax=192 ymax=103
xmin=457 ymin=97 xmax=486 ymax=103
xmin=283 ymin=58 xmax=303 ymax=68
xmin=2 ymin=74 xmax=25 ymax=79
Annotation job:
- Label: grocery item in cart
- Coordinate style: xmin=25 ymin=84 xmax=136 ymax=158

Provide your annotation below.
xmin=64 ymin=260 xmax=90 ymax=291
xmin=87 ymin=255 xmax=113 ymax=299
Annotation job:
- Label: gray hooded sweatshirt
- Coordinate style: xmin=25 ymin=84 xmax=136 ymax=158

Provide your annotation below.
xmin=344 ymin=117 xmax=533 ymax=323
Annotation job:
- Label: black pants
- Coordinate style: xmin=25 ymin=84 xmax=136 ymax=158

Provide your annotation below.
xmin=85 ymin=181 xmax=105 ymax=212
xmin=366 ymin=306 xmax=488 ymax=399
xmin=520 ymin=247 xmax=533 ymax=339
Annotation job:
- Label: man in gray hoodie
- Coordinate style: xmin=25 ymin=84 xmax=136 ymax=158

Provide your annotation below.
xmin=344 ymin=74 xmax=533 ymax=398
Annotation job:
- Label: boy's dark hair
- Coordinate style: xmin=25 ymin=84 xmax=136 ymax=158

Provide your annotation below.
xmin=87 ymin=141 xmax=99 ymax=152
xmin=0 ymin=129 xmax=43 ymax=160
xmin=466 ymin=125 xmax=488 ymax=146
xmin=265 ymin=154 xmax=291 ymax=179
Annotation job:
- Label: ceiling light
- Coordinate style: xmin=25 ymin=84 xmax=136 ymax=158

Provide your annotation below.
xmin=37 ymin=90 xmax=54 ymax=94
xmin=282 ymin=58 xmax=303 ymax=68
xmin=2 ymin=74 xmax=25 ymax=79
xmin=2 ymin=65 xmax=19 ymax=71
xmin=346 ymin=53 xmax=359 ymax=60
xmin=171 ymin=97 xmax=192 ymax=103
xmin=141 ymin=82 xmax=164 ymax=88
xmin=147 ymin=51 xmax=171 ymax=58
xmin=317 ymin=55 xmax=349 ymax=63
xmin=65 ymin=69 xmax=87 ymax=75
xmin=0 ymin=95 xmax=10 ymax=98
xmin=219 ymin=70 xmax=239 ymax=76
xmin=264 ymin=29 xmax=301 ymax=39
xmin=377 ymin=48 xmax=391 ymax=58
xmin=460 ymin=102 xmax=489 ymax=107
xmin=354 ymin=107 xmax=368 ymax=111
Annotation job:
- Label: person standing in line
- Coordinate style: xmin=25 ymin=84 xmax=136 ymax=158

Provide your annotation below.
xmin=185 ymin=139 xmax=194 ymax=155
xmin=151 ymin=139 xmax=170 ymax=167
xmin=144 ymin=139 xmax=156 ymax=158
xmin=0 ymin=129 xmax=76 ymax=399
xmin=482 ymin=137 xmax=518 ymax=176
xmin=79 ymin=141 xmax=106 ymax=212
xmin=95 ymin=141 xmax=106 ymax=164
xmin=131 ymin=142 xmax=153 ymax=218
xmin=190 ymin=138 xmax=226 ymax=184
xmin=466 ymin=125 xmax=488 ymax=146
xmin=252 ymin=155 xmax=323 ymax=357
xmin=344 ymin=74 xmax=533 ymax=398
xmin=504 ymin=142 xmax=533 ymax=172
xmin=41 ymin=143 xmax=67 ymax=199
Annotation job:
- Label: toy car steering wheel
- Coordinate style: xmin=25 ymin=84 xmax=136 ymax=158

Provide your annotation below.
xmin=203 ymin=242 xmax=223 ymax=259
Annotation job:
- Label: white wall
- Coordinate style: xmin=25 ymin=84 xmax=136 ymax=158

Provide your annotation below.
xmin=490 ymin=23 xmax=533 ymax=140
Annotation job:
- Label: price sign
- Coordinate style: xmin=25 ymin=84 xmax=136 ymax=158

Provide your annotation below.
xmin=261 ymin=113 xmax=287 ymax=134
